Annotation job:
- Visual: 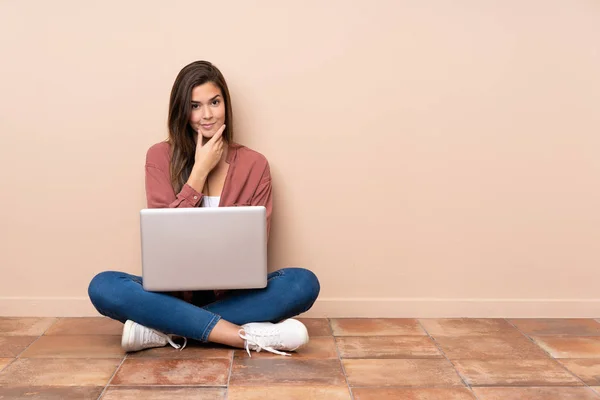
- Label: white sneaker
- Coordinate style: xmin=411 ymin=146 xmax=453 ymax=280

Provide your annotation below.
xmin=239 ymin=318 xmax=309 ymax=357
xmin=121 ymin=320 xmax=187 ymax=352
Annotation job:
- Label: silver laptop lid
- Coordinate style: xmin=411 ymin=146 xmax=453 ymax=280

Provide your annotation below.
xmin=140 ymin=206 xmax=267 ymax=292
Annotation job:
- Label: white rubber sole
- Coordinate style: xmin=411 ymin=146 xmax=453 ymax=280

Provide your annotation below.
xmin=121 ymin=320 xmax=135 ymax=352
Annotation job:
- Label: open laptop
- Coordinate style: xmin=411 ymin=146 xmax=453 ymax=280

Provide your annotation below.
xmin=139 ymin=206 xmax=268 ymax=292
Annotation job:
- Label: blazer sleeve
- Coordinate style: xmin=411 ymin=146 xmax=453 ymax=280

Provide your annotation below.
xmin=145 ymin=162 xmax=203 ymax=209
xmin=251 ymin=161 xmax=273 ymax=238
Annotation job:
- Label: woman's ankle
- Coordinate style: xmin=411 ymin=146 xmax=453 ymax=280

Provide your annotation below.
xmin=207 ymin=319 xmax=245 ymax=348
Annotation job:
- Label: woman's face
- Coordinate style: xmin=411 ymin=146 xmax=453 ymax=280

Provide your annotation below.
xmin=189 ymin=82 xmax=226 ymax=140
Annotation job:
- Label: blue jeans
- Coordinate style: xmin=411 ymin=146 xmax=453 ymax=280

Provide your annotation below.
xmin=88 ymin=268 xmax=320 ymax=342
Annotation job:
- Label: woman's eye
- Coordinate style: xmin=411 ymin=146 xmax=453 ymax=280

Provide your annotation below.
xmin=191 ymin=104 xmax=199 ymax=109
xmin=211 ymin=100 xmax=220 ymax=106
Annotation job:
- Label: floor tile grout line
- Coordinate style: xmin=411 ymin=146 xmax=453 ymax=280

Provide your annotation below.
xmin=416 ymin=319 xmax=481 ymax=400
xmin=224 ymin=348 xmax=235 ymax=399
xmin=346 ymin=384 xmax=596 ymax=388
xmin=547 ymin=354 xmax=599 ymax=389
xmin=97 ymin=353 xmax=128 ymax=400
xmin=0 ymin=357 xmax=18 ymax=373
xmin=325 ymin=317 xmax=334 ymax=336
xmin=100 ymin=384 xmax=228 ymax=388
xmin=504 ymin=318 xmax=594 ymax=390
xmin=40 ymin=317 xmax=62 ymax=337
xmin=328 ymin=318 xmax=355 ymax=400
xmin=13 ymin=317 xmax=59 ymax=359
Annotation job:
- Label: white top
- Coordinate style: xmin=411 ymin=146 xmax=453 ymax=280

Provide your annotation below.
xmin=201 ymin=196 xmax=220 ymax=208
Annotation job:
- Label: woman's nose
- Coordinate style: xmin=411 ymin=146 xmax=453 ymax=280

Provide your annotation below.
xmin=202 ymin=106 xmax=213 ymax=119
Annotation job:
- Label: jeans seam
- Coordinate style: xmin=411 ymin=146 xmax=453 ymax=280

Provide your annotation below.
xmin=201 ymin=313 xmax=222 ymax=342
xmin=268 ymin=269 xmax=285 ymax=282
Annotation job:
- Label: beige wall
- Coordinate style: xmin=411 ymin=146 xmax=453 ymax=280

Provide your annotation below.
xmin=1 ymin=0 xmax=599 ymax=317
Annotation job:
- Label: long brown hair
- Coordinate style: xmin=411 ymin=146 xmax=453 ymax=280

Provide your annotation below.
xmin=167 ymin=60 xmax=234 ymax=193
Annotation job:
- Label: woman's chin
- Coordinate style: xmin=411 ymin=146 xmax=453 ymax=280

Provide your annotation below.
xmin=196 ymin=128 xmax=212 ymax=137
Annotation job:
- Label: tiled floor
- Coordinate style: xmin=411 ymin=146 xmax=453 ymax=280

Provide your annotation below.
xmin=0 ymin=318 xmax=599 ymax=399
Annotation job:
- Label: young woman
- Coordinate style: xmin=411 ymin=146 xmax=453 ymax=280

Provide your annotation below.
xmin=88 ymin=60 xmax=320 ymax=356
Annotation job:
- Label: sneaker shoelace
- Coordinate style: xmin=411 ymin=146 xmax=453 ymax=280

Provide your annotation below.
xmin=238 ymin=327 xmax=291 ymax=357
xmin=144 ymin=328 xmax=187 ymax=351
